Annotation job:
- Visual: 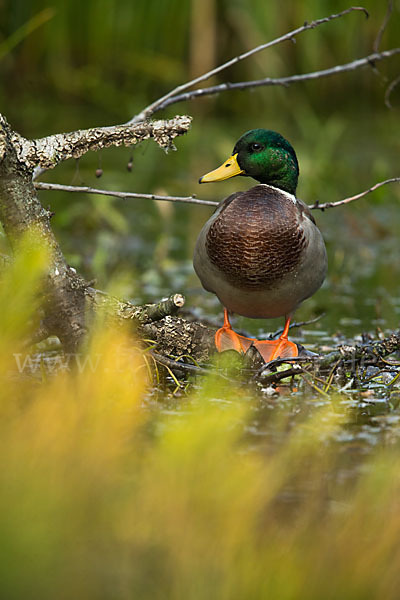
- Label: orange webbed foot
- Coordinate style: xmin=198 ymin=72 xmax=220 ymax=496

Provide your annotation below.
xmin=215 ymin=326 xmax=254 ymax=354
xmin=251 ymin=338 xmax=298 ymax=362
xmin=215 ymin=308 xmax=254 ymax=354
xmin=214 ymin=310 xmax=298 ymax=363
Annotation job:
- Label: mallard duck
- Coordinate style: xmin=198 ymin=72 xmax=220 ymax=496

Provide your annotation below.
xmin=193 ymin=129 xmax=327 ymax=362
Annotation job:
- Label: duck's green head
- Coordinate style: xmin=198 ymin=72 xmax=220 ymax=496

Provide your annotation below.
xmin=199 ymin=129 xmax=299 ymax=195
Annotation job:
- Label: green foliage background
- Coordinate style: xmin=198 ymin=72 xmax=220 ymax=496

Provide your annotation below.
xmin=1 ymin=0 xmax=400 ymax=339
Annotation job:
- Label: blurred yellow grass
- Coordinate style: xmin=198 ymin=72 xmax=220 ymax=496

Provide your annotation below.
xmin=1 ymin=236 xmax=400 ymax=599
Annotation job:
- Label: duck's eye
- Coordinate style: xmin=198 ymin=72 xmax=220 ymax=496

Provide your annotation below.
xmin=251 ymin=142 xmax=262 ymax=151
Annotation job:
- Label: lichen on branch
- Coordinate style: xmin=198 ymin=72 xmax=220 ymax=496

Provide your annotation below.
xmin=9 ymin=115 xmax=192 ymax=171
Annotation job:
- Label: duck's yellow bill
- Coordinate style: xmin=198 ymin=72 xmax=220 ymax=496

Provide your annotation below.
xmin=199 ymin=153 xmax=244 ymax=183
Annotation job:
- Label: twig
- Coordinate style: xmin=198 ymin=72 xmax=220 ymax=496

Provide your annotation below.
xmin=257 ymin=365 xmax=306 ymax=386
xmin=362 ymin=367 xmax=390 ymax=383
xmin=34 ymin=182 xmax=219 ymax=208
xmin=324 ymin=359 xmax=342 ymax=392
xmin=300 ymin=373 xmax=331 ymax=398
xmin=127 ymin=7 xmax=368 ymax=123
xmin=373 ymin=0 xmax=393 ymax=53
xmin=385 ymin=75 xmax=400 ymax=109
xmin=36 ymin=178 xmax=400 ymax=213
xmin=379 ymin=356 xmax=400 ymax=367
xmin=150 ymin=351 xmax=212 ymax=375
xmin=388 ymin=370 xmax=400 ymax=387
xmin=268 ymin=313 xmax=325 ymax=340
xmin=309 ymin=177 xmax=400 ymax=210
xmin=142 ymin=49 xmax=400 ymax=113
xmin=256 ymin=356 xmax=317 ymax=379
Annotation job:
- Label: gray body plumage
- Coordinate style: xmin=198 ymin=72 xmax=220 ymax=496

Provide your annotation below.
xmin=193 ymin=184 xmax=327 ymax=319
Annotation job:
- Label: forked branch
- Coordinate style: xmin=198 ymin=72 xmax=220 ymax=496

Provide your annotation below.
xmin=141 ymin=49 xmax=400 ymax=113
xmin=128 ymin=7 xmax=369 ymax=123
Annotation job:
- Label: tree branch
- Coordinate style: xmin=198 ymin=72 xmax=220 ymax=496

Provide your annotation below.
xmin=152 ymin=49 xmax=400 ymax=111
xmin=373 ymin=0 xmax=393 ymax=53
xmin=34 ymin=182 xmax=219 ymax=208
xmin=11 ymin=115 xmax=192 ymax=171
xmin=150 ymin=352 xmax=212 ymax=376
xmin=127 ymin=7 xmax=369 ymax=123
xmin=85 ymin=285 xmax=216 ymax=362
xmin=0 ymin=115 xmax=88 ymax=351
xmin=309 ymin=177 xmax=400 ymax=210
xmin=86 ymin=289 xmax=186 ymax=325
xmin=385 ymin=74 xmax=400 ymax=109
xmin=35 ymin=178 xmax=400 ymax=212
xmin=268 ymin=314 xmax=325 ymax=339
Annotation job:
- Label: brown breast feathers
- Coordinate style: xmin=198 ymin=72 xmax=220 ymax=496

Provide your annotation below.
xmin=205 ymin=185 xmax=307 ymax=290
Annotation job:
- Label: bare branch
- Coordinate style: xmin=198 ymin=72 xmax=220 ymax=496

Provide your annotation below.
xmin=34 ymin=182 xmax=219 ymax=208
xmin=256 ymin=365 xmax=307 ymax=386
xmin=10 ymin=115 xmax=192 ymax=171
xmin=373 ymin=0 xmax=393 ymax=53
xmin=154 ymin=49 xmax=400 ymax=111
xmin=385 ymin=74 xmax=400 ymax=108
xmin=127 ymin=7 xmax=369 ymax=123
xmin=87 ymin=289 xmax=186 ymax=324
xmin=268 ymin=313 xmax=325 ymax=340
xmin=309 ymin=177 xmax=400 ymax=210
xmin=134 ymin=294 xmax=185 ymax=324
xmin=150 ymin=352 xmax=211 ymax=376
xmin=35 ymin=178 xmax=400 ymax=212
